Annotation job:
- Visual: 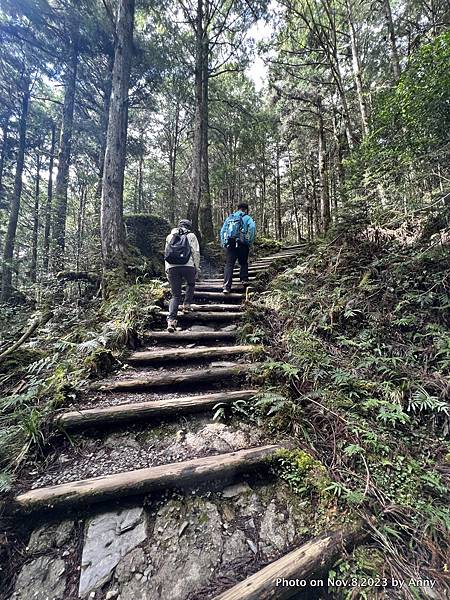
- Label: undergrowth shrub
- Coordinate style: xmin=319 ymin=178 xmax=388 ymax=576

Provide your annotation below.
xmin=0 ymin=281 xmax=164 ymax=488
xmin=243 ymin=231 xmax=450 ymax=595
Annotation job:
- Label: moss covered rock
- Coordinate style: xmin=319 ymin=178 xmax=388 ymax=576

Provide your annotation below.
xmin=124 ymin=214 xmax=171 ymax=277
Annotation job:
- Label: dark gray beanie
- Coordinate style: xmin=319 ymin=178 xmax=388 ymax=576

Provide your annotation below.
xmin=178 ymin=219 xmax=192 ymax=230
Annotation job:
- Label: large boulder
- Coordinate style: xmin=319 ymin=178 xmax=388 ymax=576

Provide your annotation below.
xmin=124 ymin=214 xmax=171 ymax=276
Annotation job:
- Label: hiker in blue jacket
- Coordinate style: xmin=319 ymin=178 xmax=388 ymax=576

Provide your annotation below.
xmin=220 ymin=202 xmax=256 ymax=294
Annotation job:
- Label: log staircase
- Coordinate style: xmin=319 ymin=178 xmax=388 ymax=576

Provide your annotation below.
xmin=10 ymin=245 xmax=363 ymax=600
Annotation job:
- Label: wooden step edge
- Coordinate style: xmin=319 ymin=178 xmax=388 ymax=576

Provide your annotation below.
xmin=281 ymin=244 xmax=307 ymax=250
xmin=127 ymin=345 xmax=262 ymax=364
xmin=96 ymin=363 xmax=262 ymax=392
xmin=205 ymin=277 xmax=257 ymax=283
xmin=56 ymin=389 xmax=259 ymax=429
xmin=212 ymin=525 xmax=367 ymax=600
xmin=14 ymin=444 xmax=281 ymax=512
xmin=142 ymin=330 xmax=238 ymax=341
xmin=195 ymin=285 xmax=246 ymax=291
xmin=163 ymin=303 xmax=243 ymax=312
xmin=159 ymin=311 xmax=243 ymax=321
xmin=193 ymin=291 xmax=244 ymax=300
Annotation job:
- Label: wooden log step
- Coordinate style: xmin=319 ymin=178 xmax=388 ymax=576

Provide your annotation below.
xmin=160 ymin=311 xmax=242 ymax=322
xmin=193 ymin=291 xmax=244 ymax=302
xmin=254 ymin=256 xmax=291 ymax=261
xmin=204 ymin=278 xmax=256 ymax=285
xmin=98 ymin=363 xmax=260 ymax=392
xmin=127 ymin=345 xmax=261 ymax=365
xmin=212 ymin=526 xmax=366 ymax=600
xmin=143 ymin=330 xmax=237 ymax=343
xmin=57 ymin=389 xmax=258 ymax=429
xmin=282 ymin=243 xmax=307 ymax=250
xmin=193 ymin=284 xmax=245 ymax=292
xmin=164 ymin=303 xmax=243 ymax=312
xmin=15 ymin=444 xmax=280 ymax=512
xmin=232 ymin=271 xmax=262 ymax=278
xmin=254 ymin=252 xmax=301 ymax=263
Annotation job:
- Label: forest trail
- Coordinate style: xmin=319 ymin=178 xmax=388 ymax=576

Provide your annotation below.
xmin=8 ymin=246 xmax=359 ymax=600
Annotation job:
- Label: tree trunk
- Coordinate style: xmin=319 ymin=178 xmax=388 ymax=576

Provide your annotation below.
xmin=76 ymin=185 xmax=87 ymax=272
xmin=0 ymin=112 xmax=11 ymax=197
xmin=94 ymin=55 xmax=114 ymax=213
xmin=383 ymin=0 xmax=401 ymax=80
xmin=317 ymin=101 xmax=330 ymax=233
xmin=188 ymin=0 xmax=204 ymax=233
xmin=275 ymin=142 xmax=282 ymax=240
xmin=138 ymin=143 xmax=144 ymax=212
xmin=332 ymin=109 xmax=346 ymax=210
xmin=310 ymin=161 xmax=320 ymax=236
xmin=29 ymin=149 xmax=41 ymax=283
xmin=288 ymin=151 xmax=302 ymax=244
xmin=100 ymin=0 xmax=135 ymax=279
xmin=346 ymin=0 xmax=369 ymax=137
xmin=199 ymin=32 xmax=214 ymax=242
xmin=52 ymin=28 xmax=79 ymax=273
xmin=1 ymin=78 xmax=30 ymax=301
xmin=42 ymin=122 xmax=56 ymax=273
xmin=168 ymin=98 xmax=180 ymax=225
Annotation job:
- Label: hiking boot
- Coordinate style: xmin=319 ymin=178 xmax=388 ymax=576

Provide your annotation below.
xmin=167 ymin=319 xmax=177 ymax=332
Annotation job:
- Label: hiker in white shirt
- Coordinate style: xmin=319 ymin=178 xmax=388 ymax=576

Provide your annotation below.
xmin=164 ymin=219 xmax=201 ymax=332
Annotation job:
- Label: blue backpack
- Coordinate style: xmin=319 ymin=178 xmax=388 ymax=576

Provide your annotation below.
xmin=223 ymin=214 xmax=245 ymax=247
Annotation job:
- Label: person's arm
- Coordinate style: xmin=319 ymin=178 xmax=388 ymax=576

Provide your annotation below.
xmin=220 ymin=219 xmax=227 ymax=247
xmin=246 ymin=216 xmax=256 ymax=245
xmin=189 ymin=233 xmax=201 ymax=270
xmin=164 ymin=235 xmax=170 ymax=270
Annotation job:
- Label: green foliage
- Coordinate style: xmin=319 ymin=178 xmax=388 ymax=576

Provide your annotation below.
xmin=0 ymin=281 xmax=165 ymax=475
xmin=102 ymin=280 xmax=165 ymax=341
xmin=247 ymin=231 xmax=450 ymax=587
xmin=328 ymin=547 xmax=386 ymax=599
xmin=350 ymin=30 xmax=450 ymax=203
xmin=252 ymin=237 xmax=283 ymax=256
xmin=272 ymin=449 xmax=332 ymax=499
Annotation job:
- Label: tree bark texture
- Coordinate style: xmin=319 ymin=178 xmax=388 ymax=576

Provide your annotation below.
xmin=52 ymin=30 xmax=79 ymax=273
xmin=318 ymin=101 xmax=331 ymax=233
xmin=188 ymin=0 xmax=205 ymax=234
xmin=1 ymin=78 xmax=30 ymax=301
xmin=100 ymin=0 xmax=135 ymax=274
xmin=99 ymin=363 xmax=257 ymax=392
xmin=346 ymin=0 xmax=369 ymax=137
xmin=199 ymin=33 xmax=214 ymax=241
xmin=275 ymin=141 xmax=282 ymax=240
xmin=94 ymin=55 xmax=114 ymax=212
xmin=42 ymin=122 xmax=56 ymax=273
xmin=127 ymin=344 xmax=259 ymax=365
xmin=15 ymin=445 xmax=279 ymax=512
xmin=189 ymin=0 xmax=213 ymax=241
xmin=383 ymin=0 xmax=401 ymax=80
xmin=213 ymin=526 xmax=367 ymax=600
xmin=57 ymin=389 xmax=258 ymax=429
xmin=29 ymin=149 xmax=41 ymax=283
xmin=0 ymin=112 xmax=11 ymax=198
xmin=168 ymin=97 xmax=180 ymax=225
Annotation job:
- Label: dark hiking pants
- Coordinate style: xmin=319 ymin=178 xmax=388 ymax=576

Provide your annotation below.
xmin=223 ymin=243 xmax=250 ymax=290
xmin=167 ymin=266 xmax=196 ymax=319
